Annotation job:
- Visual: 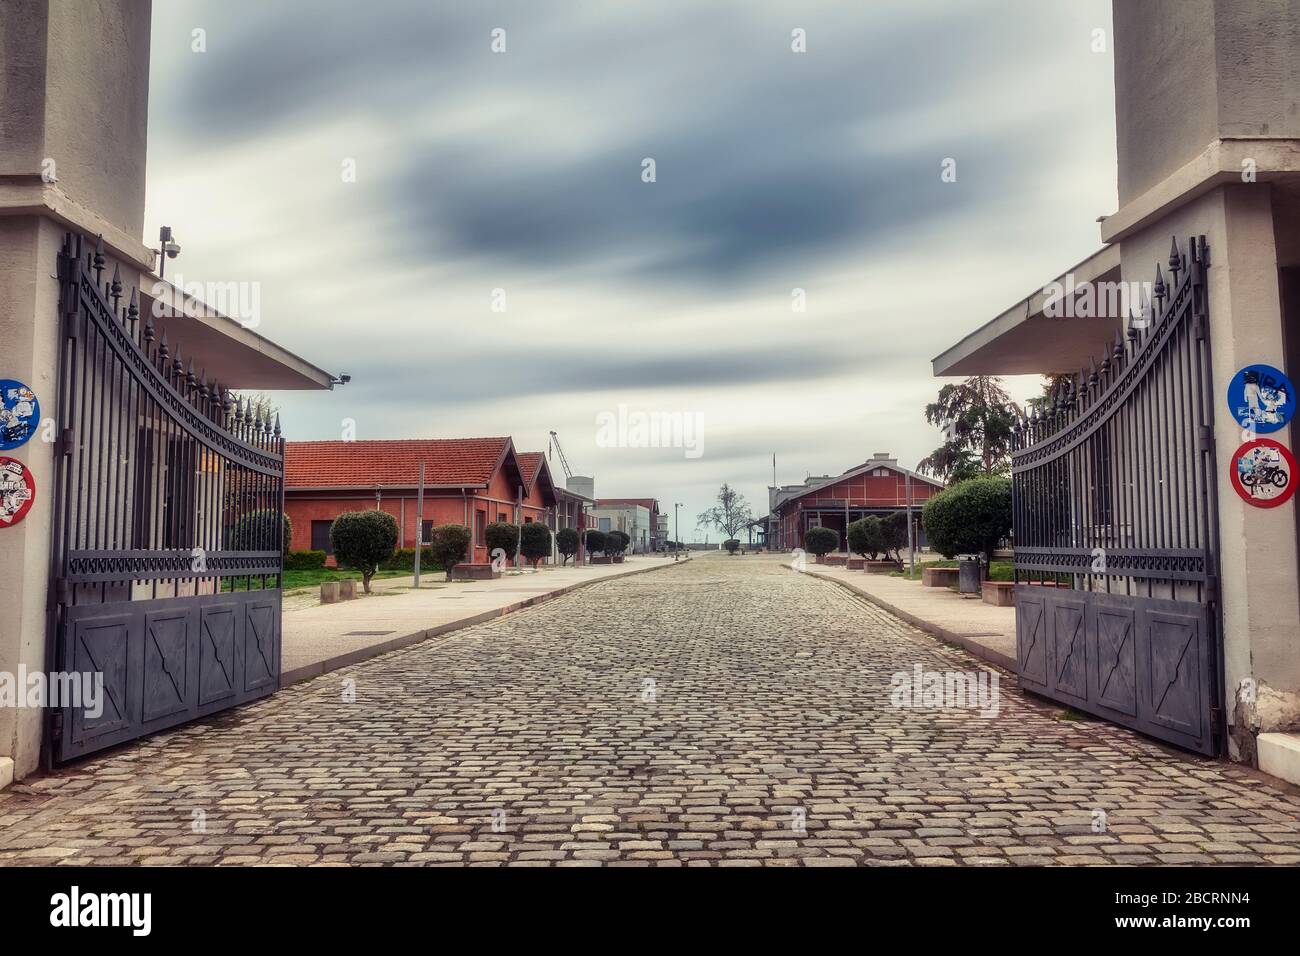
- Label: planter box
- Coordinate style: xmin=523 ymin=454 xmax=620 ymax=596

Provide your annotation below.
xmin=824 ymin=554 xmax=848 ymax=566
xmin=921 ymin=566 xmax=960 ymax=588
xmin=449 ymin=564 xmax=502 ymax=581
xmin=338 ymin=579 xmax=357 ymax=601
xmin=815 ymin=554 xmax=826 ymax=564
xmin=320 ymin=581 xmax=340 ymax=604
xmin=865 ymin=560 xmax=902 ymax=574
xmin=981 ymin=580 xmax=1014 ymax=606
xmin=846 ymin=557 xmax=866 ymax=570
xmin=589 ymin=556 xmax=614 ymax=565
xmin=613 ymin=555 xmax=625 ymax=564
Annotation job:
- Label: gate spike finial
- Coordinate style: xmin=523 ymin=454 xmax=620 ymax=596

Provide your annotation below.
xmin=93 ymin=235 xmax=105 ymax=279
xmin=127 ymin=287 xmax=139 ymax=325
xmin=1168 ymin=237 xmax=1181 ymax=272
xmin=157 ymin=329 xmax=169 ymax=364
xmin=273 ymin=414 xmax=281 ymax=438
xmin=1153 ymin=264 xmax=1166 ymax=307
xmin=1088 ymin=357 xmax=1099 ymax=390
xmin=110 ymin=264 xmax=123 ymax=306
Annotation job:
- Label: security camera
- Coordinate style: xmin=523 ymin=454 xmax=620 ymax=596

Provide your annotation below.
xmin=164 ymin=240 xmax=181 ymax=259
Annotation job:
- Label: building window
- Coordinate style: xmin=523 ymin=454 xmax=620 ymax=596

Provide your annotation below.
xmin=420 ymin=520 xmax=433 ymax=546
xmin=599 ymin=517 xmax=611 ymax=532
xmin=475 ymin=510 xmax=486 ymax=547
xmin=311 ymin=520 xmax=334 ymax=554
xmin=524 ymin=516 xmax=532 ymax=524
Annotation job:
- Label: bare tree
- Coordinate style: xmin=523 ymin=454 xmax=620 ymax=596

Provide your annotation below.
xmin=697 ymin=483 xmax=754 ymax=540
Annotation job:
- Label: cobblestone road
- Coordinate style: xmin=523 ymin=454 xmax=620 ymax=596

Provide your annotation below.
xmin=3 ymin=554 xmax=1299 ymax=866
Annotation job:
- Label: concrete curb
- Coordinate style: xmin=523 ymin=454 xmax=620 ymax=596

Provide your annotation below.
xmin=280 ymin=556 xmax=693 ymax=687
xmin=793 ymin=565 xmax=1017 ymax=672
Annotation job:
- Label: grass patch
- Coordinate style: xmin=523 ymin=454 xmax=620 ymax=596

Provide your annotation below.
xmin=890 ymin=559 xmax=1014 ymax=582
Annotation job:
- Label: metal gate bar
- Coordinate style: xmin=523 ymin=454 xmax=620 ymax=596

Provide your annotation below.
xmin=1010 ymin=237 xmax=1222 ymax=755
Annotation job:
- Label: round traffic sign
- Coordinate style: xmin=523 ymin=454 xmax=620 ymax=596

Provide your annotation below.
xmin=1229 ymin=438 xmax=1297 ymax=508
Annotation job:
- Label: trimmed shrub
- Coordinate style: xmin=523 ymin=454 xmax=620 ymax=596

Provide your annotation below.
xmin=723 ymin=538 xmax=740 ymax=555
xmin=430 ymin=524 xmax=472 ymax=581
xmin=847 ymin=516 xmax=884 ymax=559
xmin=882 ymin=511 xmax=909 ymax=561
xmin=556 ymin=527 xmax=580 ymax=565
xmin=520 ymin=522 xmax=552 ymax=568
xmin=230 ymin=509 xmax=292 ymax=555
xmin=804 ymin=526 xmax=839 ymax=556
xmin=584 ymin=529 xmax=608 ymax=556
xmin=922 ymin=475 xmax=1012 ymax=562
xmin=329 ymin=510 xmax=398 ymax=593
xmin=284 ymin=549 xmax=326 ymax=571
xmin=380 ymin=547 xmax=440 ymax=572
xmin=485 ymin=521 xmax=520 ymax=561
xmin=607 ymin=529 xmax=630 ymax=555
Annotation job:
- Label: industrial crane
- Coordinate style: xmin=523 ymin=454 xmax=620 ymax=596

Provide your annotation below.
xmin=548 ymin=430 xmax=575 ymax=480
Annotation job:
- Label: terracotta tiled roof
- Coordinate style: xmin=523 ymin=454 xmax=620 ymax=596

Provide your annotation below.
xmin=517 ymin=452 xmax=544 ymax=484
xmin=596 ymin=498 xmax=659 ymax=513
xmin=284 ymin=438 xmax=512 ymax=488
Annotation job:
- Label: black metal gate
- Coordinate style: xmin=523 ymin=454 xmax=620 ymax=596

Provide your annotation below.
xmin=46 ymin=233 xmax=285 ymax=763
xmin=1011 ymin=236 xmax=1223 ymax=755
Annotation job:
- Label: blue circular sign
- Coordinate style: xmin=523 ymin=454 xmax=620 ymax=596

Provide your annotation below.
xmin=1227 ymin=364 xmax=1294 ymax=434
xmin=0 ymin=379 xmax=40 ymax=450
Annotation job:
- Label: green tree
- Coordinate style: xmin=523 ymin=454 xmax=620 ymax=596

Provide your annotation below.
xmin=803 ymin=526 xmax=839 ymax=557
xmin=229 ymin=509 xmax=292 ymax=556
xmin=881 ymin=511 xmax=909 ymax=561
xmin=723 ymin=538 xmax=740 ymax=555
xmin=329 ymin=510 xmax=398 ymax=593
xmin=847 ymin=516 xmax=884 ymax=560
xmin=606 ymin=530 xmax=630 ymax=555
xmin=697 ymin=483 xmax=754 ymax=541
xmin=919 ymin=376 xmax=1017 ymax=480
xmin=430 ymin=524 xmax=472 ymax=582
xmin=921 ymin=476 xmax=1012 ymax=563
xmin=485 ymin=521 xmax=519 ymax=561
xmin=584 ymin=529 xmax=608 ymax=556
xmin=556 ymin=527 xmax=579 ymax=565
xmin=519 ymin=522 xmax=552 ymax=568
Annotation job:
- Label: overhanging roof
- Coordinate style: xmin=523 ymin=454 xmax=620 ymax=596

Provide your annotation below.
xmin=931 ymin=244 xmax=1123 ymax=377
xmin=141 ymin=278 xmax=336 ymax=391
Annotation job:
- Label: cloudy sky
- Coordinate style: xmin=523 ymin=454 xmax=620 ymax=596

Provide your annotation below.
xmin=144 ymin=0 xmax=1117 ymax=539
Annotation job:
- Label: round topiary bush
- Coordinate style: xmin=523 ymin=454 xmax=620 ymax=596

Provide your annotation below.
xmin=430 ymin=523 xmax=472 ymax=581
xmin=804 ymin=526 xmax=839 ymax=556
xmin=723 ymin=539 xmax=740 ymax=555
xmin=847 ymin=516 xmax=884 ymax=559
xmin=607 ymin=530 xmax=630 ymax=555
xmin=921 ymin=476 xmax=1012 ymax=562
xmin=584 ymin=529 xmax=608 ymax=556
xmin=519 ymin=522 xmax=552 ymax=568
xmin=881 ymin=511 xmax=909 ymax=561
xmin=485 ymin=521 xmax=520 ymax=561
xmin=556 ymin=527 xmax=579 ymax=565
xmin=329 ymin=510 xmax=398 ymax=592
xmin=230 ymin=509 xmax=292 ymax=555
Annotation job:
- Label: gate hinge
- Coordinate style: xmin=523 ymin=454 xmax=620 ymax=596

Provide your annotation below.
xmin=1198 ymin=426 xmax=1214 ymax=451
xmin=1205 ymin=575 xmax=1218 ymax=600
xmin=58 ymin=427 xmax=74 ymax=456
xmin=50 ymin=710 xmax=64 ymax=742
xmin=54 ymin=578 xmax=71 ymax=604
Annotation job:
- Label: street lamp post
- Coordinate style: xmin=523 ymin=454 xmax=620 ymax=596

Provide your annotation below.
xmin=674 ymin=503 xmax=682 ymax=561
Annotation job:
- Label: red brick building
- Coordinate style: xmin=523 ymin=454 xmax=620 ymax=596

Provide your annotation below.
xmin=770 ymin=452 xmax=944 ymax=552
xmin=284 ymin=437 xmax=563 ymax=565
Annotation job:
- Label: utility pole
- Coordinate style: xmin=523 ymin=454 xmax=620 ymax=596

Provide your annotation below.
xmin=674 ymin=503 xmax=681 ymax=561
xmin=414 ymin=461 xmax=425 ymax=588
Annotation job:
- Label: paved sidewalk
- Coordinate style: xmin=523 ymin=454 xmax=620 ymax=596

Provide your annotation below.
xmin=794 ymin=556 xmax=1016 ymax=670
xmin=281 ymin=555 xmax=691 ymax=683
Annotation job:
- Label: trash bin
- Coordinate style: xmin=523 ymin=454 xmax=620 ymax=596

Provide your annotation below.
xmin=958 ymin=557 xmax=982 ymax=594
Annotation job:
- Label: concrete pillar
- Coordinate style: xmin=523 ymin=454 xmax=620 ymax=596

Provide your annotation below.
xmin=0 ymin=0 xmax=153 ymax=781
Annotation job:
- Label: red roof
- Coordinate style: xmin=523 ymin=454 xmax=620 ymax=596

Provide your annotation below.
xmin=517 ymin=452 xmax=544 ymax=484
xmin=597 ymin=498 xmax=659 ymax=514
xmin=284 ymin=438 xmax=513 ymax=488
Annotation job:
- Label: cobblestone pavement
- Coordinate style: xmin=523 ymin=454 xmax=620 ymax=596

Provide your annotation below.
xmin=3 ymin=553 xmax=1299 ymax=866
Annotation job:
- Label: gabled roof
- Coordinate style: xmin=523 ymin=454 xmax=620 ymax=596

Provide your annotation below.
xmin=285 ymin=437 xmax=517 ymax=489
xmin=596 ymin=497 xmax=659 ymax=514
xmin=774 ymin=455 xmax=943 ymax=511
xmin=517 ymin=452 xmax=558 ymax=506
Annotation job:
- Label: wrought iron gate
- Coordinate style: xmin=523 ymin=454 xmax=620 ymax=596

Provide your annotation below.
xmin=1011 ymin=236 xmax=1223 ymax=755
xmin=46 ymin=233 xmax=285 ymax=764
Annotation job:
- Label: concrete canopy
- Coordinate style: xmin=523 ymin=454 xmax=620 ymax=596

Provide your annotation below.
xmin=930 ymin=244 xmax=1124 ymax=377
xmin=141 ymin=277 xmax=336 ymax=391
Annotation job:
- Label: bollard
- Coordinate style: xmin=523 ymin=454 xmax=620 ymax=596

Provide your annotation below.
xmin=320 ymin=581 xmax=340 ymax=604
xmin=338 ymin=579 xmax=357 ymax=601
